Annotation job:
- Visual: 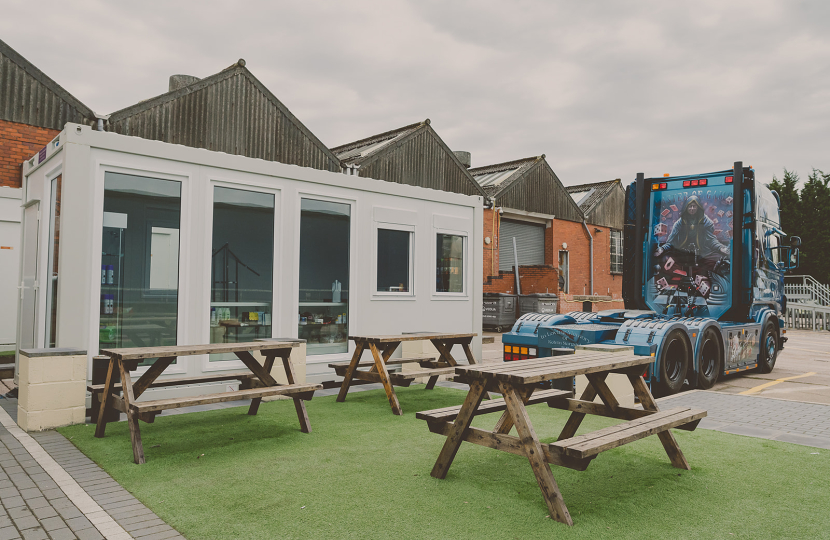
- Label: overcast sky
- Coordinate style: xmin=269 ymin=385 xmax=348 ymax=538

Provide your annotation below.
xmin=2 ymin=0 xmax=828 ymax=186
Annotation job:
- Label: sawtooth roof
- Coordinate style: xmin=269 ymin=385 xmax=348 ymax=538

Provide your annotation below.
xmin=566 ymin=179 xmax=622 ymax=215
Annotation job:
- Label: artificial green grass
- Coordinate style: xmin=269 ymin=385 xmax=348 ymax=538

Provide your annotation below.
xmin=59 ymin=387 xmax=830 ymax=540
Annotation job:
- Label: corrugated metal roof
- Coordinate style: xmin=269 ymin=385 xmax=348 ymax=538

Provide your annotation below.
xmin=469 ymin=156 xmax=541 ymax=197
xmin=471 ymin=155 xmax=585 ymax=221
xmin=332 ymin=120 xmax=487 ymax=198
xmin=0 ymin=38 xmax=95 ymax=129
xmin=332 ymin=121 xmax=425 ymax=165
xmin=565 ymin=179 xmax=621 ymax=214
xmin=105 ymin=60 xmax=342 ymax=172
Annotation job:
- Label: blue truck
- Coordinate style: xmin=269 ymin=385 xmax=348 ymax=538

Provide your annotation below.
xmin=501 ymin=162 xmax=801 ymax=396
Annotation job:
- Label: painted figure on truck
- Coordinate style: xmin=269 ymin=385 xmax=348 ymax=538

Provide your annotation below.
xmin=648 ymin=186 xmax=735 ymax=319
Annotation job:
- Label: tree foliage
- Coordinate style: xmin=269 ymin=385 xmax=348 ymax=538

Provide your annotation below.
xmin=768 ymin=168 xmax=830 ymax=283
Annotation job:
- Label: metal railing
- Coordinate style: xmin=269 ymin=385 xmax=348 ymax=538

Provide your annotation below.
xmin=784 ymin=303 xmax=830 ymax=331
xmin=785 ymin=275 xmax=830 ymax=306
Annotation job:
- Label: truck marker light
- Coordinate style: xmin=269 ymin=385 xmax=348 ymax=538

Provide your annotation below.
xmin=652 ymin=183 xmax=660 ymax=190
xmin=512 ymin=346 xmax=520 ymax=353
xmin=683 ymin=181 xmax=691 ymax=187
xmin=504 ymin=345 xmax=511 ymax=352
xmin=664 ymin=173 xmax=670 ymax=177
xmin=691 ymin=179 xmax=699 ymax=187
xmin=521 ymin=347 xmax=528 ymax=355
xmin=660 ymin=183 xmax=667 ymax=189
xmin=725 ymin=176 xmax=733 ymax=183
xmin=700 ymin=179 xmax=707 ymax=185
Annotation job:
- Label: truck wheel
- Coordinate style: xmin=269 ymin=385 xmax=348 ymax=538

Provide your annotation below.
xmin=655 ymin=329 xmax=691 ymax=396
xmin=757 ymin=322 xmax=778 ymax=374
xmin=697 ymin=328 xmax=722 ymax=390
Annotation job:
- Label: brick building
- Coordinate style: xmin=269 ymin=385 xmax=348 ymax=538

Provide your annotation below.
xmin=471 ymin=156 xmax=582 ymax=299
xmin=564 ymin=179 xmax=626 ymax=312
xmin=0 ymin=38 xmax=96 ymax=350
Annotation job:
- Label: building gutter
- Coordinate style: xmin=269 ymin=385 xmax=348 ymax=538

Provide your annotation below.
xmin=582 ymin=220 xmax=594 ymax=295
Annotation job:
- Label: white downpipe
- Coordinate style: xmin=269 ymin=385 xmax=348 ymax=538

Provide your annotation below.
xmin=582 ymin=221 xmax=593 ymax=295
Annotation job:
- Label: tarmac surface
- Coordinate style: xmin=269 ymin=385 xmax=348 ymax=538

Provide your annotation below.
xmin=0 ymin=328 xmax=828 ymax=538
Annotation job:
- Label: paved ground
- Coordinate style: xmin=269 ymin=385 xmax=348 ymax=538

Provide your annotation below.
xmin=0 ymin=399 xmax=184 ymax=540
xmin=0 ymin=329 xmax=827 ymax=539
xmin=710 ymin=328 xmax=830 ymax=405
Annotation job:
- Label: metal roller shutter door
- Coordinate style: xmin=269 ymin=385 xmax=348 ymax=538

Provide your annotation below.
xmin=499 ymin=219 xmax=545 ymax=271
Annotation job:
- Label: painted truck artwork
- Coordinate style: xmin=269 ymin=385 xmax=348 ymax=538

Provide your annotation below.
xmin=648 ymin=184 xmax=734 ymax=319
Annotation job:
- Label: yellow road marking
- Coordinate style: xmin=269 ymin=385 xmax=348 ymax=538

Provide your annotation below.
xmin=787 ymin=347 xmax=830 ymax=355
xmin=739 ymin=372 xmax=817 ymax=395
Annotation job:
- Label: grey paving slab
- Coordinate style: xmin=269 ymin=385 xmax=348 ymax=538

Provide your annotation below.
xmin=0 ymin=396 xmax=185 ymax=539
xmin=659 ymin=390 xmax=830 ymax=448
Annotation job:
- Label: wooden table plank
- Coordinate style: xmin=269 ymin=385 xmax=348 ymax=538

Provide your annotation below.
xmin=101 ymin=341 xmax=300 ymax=361
xmin=348 ymin=333 xmax=476 ymax=343
xmin=457 ymin=354 xmax=653 ymax=385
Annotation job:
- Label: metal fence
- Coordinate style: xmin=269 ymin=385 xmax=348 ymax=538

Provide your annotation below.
xmin=784 ymin=303 xmax=830 ymax=331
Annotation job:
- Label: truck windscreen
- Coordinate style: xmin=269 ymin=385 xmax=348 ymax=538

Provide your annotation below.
xmin=646 ymin=178 xmax=734 ymax=319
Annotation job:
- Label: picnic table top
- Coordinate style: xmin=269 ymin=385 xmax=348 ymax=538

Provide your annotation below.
xmin=455 ymin=350 xmax=653 ymax=385
xmin=101 ymin=340 xmax=301 ymax=361
xmin=348 ymin=332 xmax=476 ymax=343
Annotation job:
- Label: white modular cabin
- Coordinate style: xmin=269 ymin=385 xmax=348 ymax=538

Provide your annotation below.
xmin=17 ymin=124 xmax=483 ymax=396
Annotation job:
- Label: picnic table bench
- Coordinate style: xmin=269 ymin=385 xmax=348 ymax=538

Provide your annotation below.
xmin=335 ymin=332 xmax=483 ymax=415
xmin=418 ymin=350 xmax=706 ymax=525
xmin=95 ymin=341 xmax=322 ymax=464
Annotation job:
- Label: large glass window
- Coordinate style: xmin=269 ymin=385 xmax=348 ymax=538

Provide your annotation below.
xmin=298 ymin=199 xmax=350 ymax=355
xmin=100 ymin=173 xmax=181 ymax=364
xmin=377 ymin=228 xmax=412 ymax=293
xmin=436 ymin=233 xmax=464 ymax=293
xmin=210 ymin=187 xmax=275 ymax=360
xmin=45 ymin=175 xmax=61 ymax=348
xmin=610 ymin=230 xmax=623 ymax=274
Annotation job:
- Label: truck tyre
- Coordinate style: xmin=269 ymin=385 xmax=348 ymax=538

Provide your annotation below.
xmin=697 ymin=327 xmax=722 ymax=390
xmin=655 ymin=329 xmax=691 ymax=396
xmin=757 ymin=322 xmax=778 ymax=374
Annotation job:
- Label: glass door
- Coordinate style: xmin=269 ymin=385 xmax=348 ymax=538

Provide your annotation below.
xmin=298 ymin=199 xmax=350 ymax=355
xmin=210 ymin=187 xmax=275 ymax=360
xmin=99 ymin=173 xmax=182 ymax=365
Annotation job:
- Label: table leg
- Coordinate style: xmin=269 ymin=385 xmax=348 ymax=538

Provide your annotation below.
xmin=434 ymin=339 xmax=490 ymax=399
xmin=556 ymin=375 xmax=603 ymax=441
xmin=425 ymin=375 xmax=439 ymax=390
xmin=585 ymin=372 xmax=620 ymax=413
xmin=117 ymin=360 xmax=145 ymax=465
xmin=94 ymin=358 xmax=117 ymax=438
xmin=628 ymin=374 xmax=691 ymax=470
xmin=281 ymin=353 xmax=312 ymax=433
xmin=132 ymin=356 xmax=176 ymax=399
xmin=248 ymin=354 xmax=276 ymax=416
xmin=368 ymin=342 xmax=399 ymax=373
xmin=501 ymin=382 xmax=573 ymax=526
xmin=493 ymin=385 xmax=535 ymax=434
xmin=369 ymin=342 xmax=403 ymax=415
xmin=430 ymin=379 xmax=487 ymax=479
xmin=336 ymin=341 xmax=366 ymax=402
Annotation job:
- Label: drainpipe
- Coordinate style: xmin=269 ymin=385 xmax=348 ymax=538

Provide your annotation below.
xmin=582 ymin=220 xmax=593 ymax=295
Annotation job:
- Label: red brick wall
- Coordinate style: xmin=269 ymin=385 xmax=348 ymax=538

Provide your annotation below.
xmin=0 ymin=119 xmax=59 ymax=189
xmin=550 ymin=219 xmax=624 ymax=313
xmin=484 ymin=265 xmax=559 ymax=294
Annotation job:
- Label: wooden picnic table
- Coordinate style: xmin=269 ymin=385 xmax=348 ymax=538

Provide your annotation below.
xmin=417 ymin=350 xmax=707 ymax=525
xmin=334 ymin=332 xmax=482 ymax=415
xmin=94 ymin=341 xmax=322 ymax=464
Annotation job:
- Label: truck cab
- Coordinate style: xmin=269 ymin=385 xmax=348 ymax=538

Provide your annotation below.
xmin=501 ymin=162 xmax=800 ymax=397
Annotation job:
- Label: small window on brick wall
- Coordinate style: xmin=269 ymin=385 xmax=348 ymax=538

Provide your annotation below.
xmin=610 ymin=230 xmax=623 ymax=274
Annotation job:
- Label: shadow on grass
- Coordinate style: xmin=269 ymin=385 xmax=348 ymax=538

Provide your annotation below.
xmin=61 ymin=386 xmax=830 ymax=540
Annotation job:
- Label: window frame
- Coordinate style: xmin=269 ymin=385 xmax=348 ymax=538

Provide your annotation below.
xmin=610 ymin=229 xmax=623 ymax=275
xmin=433 ymin=229 xmax=467 ymax=298
xmin=373 ymin=221 xmax=415 ymax=299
